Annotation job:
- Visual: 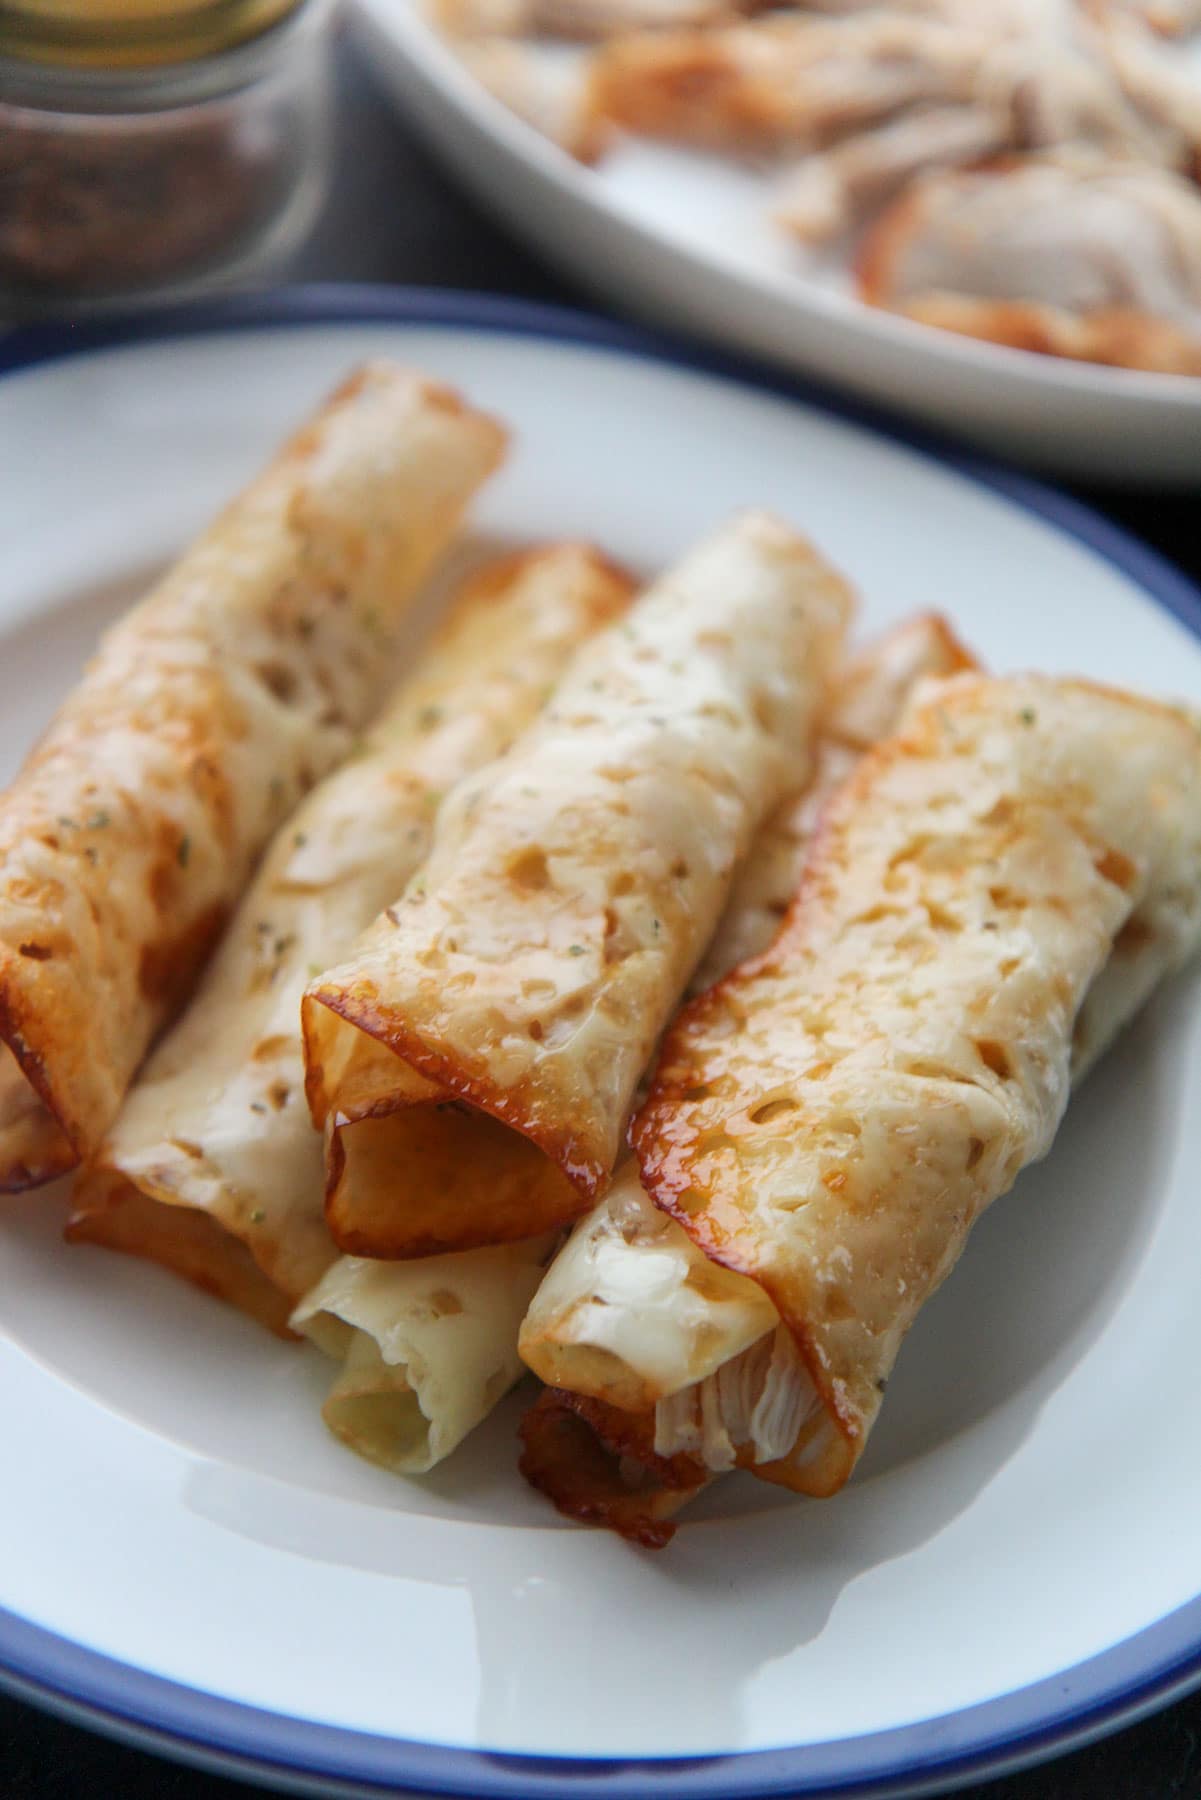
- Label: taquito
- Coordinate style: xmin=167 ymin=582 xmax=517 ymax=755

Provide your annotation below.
xmin=304 ymin=511 xmax=852 ymax=1259
xmin=68 ymin=546 xmax=631 ymax=1333
xmin=0 ymin=364 xmax=504 ymax=1190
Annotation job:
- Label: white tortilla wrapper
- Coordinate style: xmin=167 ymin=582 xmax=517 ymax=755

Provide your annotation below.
xmin=291 ymin=1237 xmax=556 ymax=1473
xmin=0 ymin=363 xmax=505 ymax=1190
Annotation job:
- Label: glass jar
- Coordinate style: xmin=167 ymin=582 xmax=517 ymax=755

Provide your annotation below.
xmin=0 ymin=0 xmax=333 ymax=312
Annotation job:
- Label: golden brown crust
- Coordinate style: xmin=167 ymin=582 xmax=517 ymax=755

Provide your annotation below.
xmin=322 ymin=1094 xmax=583 ymax=1258
xmin=66 ymin=1171 xmax=296 ymax=1336
xmin=518 ymin=1387 xmax=706 ymax=1546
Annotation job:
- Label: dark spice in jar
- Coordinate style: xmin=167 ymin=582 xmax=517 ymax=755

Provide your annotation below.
xmin=0 ymin=0 xmax=329 ymax=309
xmin=0 ymin=104 xmax=285 ymax=298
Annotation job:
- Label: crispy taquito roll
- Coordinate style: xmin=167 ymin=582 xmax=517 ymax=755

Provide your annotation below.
xmin=291 ymin=1235 xmax=558 ymax=1472
xmin=519 ymin=615 xmax=975 ymax=1413
xmin=524 ymin=675 xmax=1201 ymax=1541
xmin=0 ymin=364 xmax=505 ymax=1193
xmin=303 ymin=512 xmax=852 ymax=1259
xmin=68 ymin=547 xmax=632 ymax=1333
xmin=635 ymin=677 xmax=1201 ymax=1497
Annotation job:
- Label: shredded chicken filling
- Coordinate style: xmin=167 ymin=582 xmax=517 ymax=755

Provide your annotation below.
xmin=652 ymin=1324 xmax=819 ymax=1470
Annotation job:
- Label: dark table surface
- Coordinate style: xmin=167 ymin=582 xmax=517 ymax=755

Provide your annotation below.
xmin=3 ymin=28 xmax=1200 ymax=1800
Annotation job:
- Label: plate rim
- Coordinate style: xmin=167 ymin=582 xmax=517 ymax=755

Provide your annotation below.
xmin=2 ymin=282 xmax=1201 ymax=1800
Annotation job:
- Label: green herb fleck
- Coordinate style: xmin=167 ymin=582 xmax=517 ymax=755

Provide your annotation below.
xmin=293 ymin=832 xmax=308 ymax=849
xmin=177 ymin=836 xmax=191 ymax=868
xmin=652 ymin=917 xmax=661 ymax=934
xmin=56 ymin=816 xmax=78 ymax=831
xmin=1018 ymin=707 xmax=1037 ymax=726
xmin=422 ymin=790 xmax=443 ymax=813
xmin=249 ymin=1101 xmax=267 ymax=1115
xmin=86 ymin=810 xmax=111 ymax=830
xmin=308 ymin=962 xmax=324 ymax=978
xmin=250 ymin=1207 xmax=266 ymax=1225
xmin=568 ymin=944 xmax=587 ymax=957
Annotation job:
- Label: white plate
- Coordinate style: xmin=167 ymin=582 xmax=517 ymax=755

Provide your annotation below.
xmin=350 ymin=0 xmax=1201 ymax=485
xmin=2 ymin=289 xmax=1201 ymax=1800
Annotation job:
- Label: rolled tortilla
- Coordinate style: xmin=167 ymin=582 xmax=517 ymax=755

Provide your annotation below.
xmin=519 ymin=615 xmax=976 ymax=1414
xmin=0 ymin=364 xmax=505 ymax=1192
xmin=291 ymin=1236 xmax=558 ymax=1473
xmin=303 ymin=512 xmax=852 ymax=1261
xmin=632 ymin=677 xmax=1201 ymax=1501
xmin=67 ymin=546 xmax=632 ymax=1333
xmin=524 ymin=675 xmax=1201 ymax=1541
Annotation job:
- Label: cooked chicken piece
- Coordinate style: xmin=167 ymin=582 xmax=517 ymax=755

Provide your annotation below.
xmin=1092 ymin=0 xmax=1201 ymax=35
xmin=590 ymin=13 xmax=996 ymax=152
xmin=779 ymin=3 xmax=1200 ymax=242
xmin=858 ymin=152 xmax=1201 ymax=375
xmin=778 ymin=104 xmax=1008 ymax=241
xmin=435 ymin=0 xmax=749 ymax=40
xmin=460 ymin=41 xmax=608 ymax=157
xmin=1097 ymin=13 xmax=1201 ymax=167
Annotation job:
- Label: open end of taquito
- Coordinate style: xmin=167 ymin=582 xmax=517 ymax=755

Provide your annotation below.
xmin=304 ymin=512 xmax=854 ymax=1260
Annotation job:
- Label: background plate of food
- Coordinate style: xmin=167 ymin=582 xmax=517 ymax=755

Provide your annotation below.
xmin=2 ymin=288 xmax=1201 ymax=1798
xmin=350 ymin=0 xmax=1201 ymax=481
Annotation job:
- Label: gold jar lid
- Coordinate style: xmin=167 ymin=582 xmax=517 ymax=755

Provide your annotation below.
xmin=0 ymin=0 xmax=304 ymax=65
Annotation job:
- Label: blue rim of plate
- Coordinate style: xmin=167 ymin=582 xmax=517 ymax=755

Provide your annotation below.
xmin=2 ymin=285 xmax=1201 ymax=1800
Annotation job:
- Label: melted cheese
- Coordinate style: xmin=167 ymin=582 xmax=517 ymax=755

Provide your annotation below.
xmin=520 ymin=1162 xmax=777 ymax=1410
